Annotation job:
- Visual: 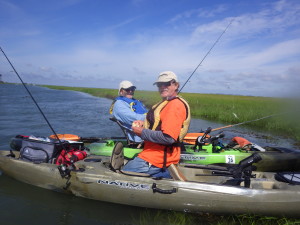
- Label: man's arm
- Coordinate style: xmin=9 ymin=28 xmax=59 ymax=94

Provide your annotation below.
xmin=113 ymin=100 xmax=145 ymax=126
xmin=141 ymin=129 xmax=175 ymax=145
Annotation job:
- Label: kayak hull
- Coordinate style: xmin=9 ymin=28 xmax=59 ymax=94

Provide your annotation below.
xmin=0 ymin=151 xmax=70 ymax=193
xmin=1 ymin=150 xmax=300 ymax=217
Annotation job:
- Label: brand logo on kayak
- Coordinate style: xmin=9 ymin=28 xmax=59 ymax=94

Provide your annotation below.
xmin=180 ymin=154 xmax=206 ymax=161
xmin=97 ymin=179 xmax=150 ymax=191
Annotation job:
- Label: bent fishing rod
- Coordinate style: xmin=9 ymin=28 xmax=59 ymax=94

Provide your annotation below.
xmin=178 ymin=18 xmax=234 ymax=94
xmin=0 ymin=46 xmax=64 ymax=145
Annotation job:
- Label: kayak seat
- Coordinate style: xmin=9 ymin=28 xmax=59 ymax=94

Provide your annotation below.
xmin=109 ymin=117 xmax=143 ymax=148
xmin=110 ymin=142 xmax=150 ymax=177
xmin=275 ymin=172 xmax=300 ymax=185
xmin=168 ymin=164 xmax=187 ymax=181
xmin=110 ymin=141 xmax=124 ymax=171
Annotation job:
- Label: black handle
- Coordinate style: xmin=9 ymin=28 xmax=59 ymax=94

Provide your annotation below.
xmin=152 ymin=183 xmax=177 ymax=194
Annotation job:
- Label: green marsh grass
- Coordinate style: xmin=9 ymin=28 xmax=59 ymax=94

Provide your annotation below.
xmin=133 ymin=210 xmax=300 ymax=225
xmin=41 ymin=85 xmax=300 ymax=142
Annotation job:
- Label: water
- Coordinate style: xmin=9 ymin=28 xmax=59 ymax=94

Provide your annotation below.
xmin=0 ymin=83 xmax=123 ymax=150
xmin=0 ymin=84 xmax=298 ymax=225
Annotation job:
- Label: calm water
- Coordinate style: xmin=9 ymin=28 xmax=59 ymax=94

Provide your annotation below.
xmin=0 ymin=84 xmax=298 ymax=225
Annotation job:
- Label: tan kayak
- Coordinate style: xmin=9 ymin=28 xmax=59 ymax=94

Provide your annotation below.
xmin=0 ymin=150 xmax=299 ymax=217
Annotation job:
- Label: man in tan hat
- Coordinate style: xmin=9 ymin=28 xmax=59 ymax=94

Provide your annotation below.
xmin=110 ymin=80 xmax=147 ymax=143
xmin=122 ymin=71 xmax=191 ymax=178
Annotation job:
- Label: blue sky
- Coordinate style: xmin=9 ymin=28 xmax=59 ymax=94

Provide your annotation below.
xmin=0 ymin=0 xmax=299 ymax=97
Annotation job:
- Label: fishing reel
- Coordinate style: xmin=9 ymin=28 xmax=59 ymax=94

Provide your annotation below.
xmin=58 ymin=164 xmax=71 ymax=179
xmin=193 ymin=127 xmax=225 ymax=152
xmin=193 ymin=127 xmax=211 ymax=151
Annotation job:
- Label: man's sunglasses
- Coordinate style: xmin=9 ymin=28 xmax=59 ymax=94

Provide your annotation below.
xmin=123 ymin=87 xmax=136 ymax=92
xmin=156 ymin=80 xmax=174 ymax=87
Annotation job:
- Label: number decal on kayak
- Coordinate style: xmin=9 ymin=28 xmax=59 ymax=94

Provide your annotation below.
xmin=97 ymin=179 xmax=150 ymax=191
xmin=225 ymin=155 xmax=235 ymax=164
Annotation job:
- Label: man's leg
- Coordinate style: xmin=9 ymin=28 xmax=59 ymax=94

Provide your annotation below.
xmin=122 ymin=157 xmax=150 ymax=173
xmin=123 ymin=157 xmax=171 ymax=178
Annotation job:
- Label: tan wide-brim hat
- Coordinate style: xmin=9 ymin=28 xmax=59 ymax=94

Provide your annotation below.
xmin=153 ymin=71 xmax=178 ymax=85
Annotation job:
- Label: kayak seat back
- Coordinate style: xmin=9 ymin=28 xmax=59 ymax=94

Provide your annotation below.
xmin=109 ymin=117 xmax=143 ymax=148
xmin=168 ymin=164 xmax=187 ymax=181
xmin=110 ymin=142 xmax=124 ymax=171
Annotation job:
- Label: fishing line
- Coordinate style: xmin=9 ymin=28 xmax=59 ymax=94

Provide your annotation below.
xmin=175 ymin=19 xmax=294 ymax=133
xmin=178 ymin=18 xmax=234 ymax=94
xmin=211 ymin=112 xmax=287 ymax=132
xmin=0 ymin=46 xmax=64 ymax=144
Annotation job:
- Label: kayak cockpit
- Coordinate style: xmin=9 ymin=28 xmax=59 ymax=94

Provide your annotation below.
xmin=1 ymin=150 xmax=299 ymax=193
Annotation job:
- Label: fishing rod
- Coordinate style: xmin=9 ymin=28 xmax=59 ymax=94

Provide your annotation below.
xmin=175 ymin=19 xmax=291 ymax=133
xmin=211 ymin=112 xmax=287 ymax=132
xmin=0 ymin=46 xmax=64 ymax=144
xmin=178 ymin=18 xmax=234 ymax=94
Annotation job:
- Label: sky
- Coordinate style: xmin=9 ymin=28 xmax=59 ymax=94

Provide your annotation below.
xmin=0 ymin=0 xmax=299 ymax=97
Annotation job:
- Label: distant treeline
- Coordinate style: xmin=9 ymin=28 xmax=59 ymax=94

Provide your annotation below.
xmin=41 ymin=85 xmax=300 ymax=142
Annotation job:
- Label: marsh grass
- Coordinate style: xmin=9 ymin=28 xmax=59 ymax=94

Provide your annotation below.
xmin=41 ymin=85 xmax=300 ymax=142
xmin=132 ymin=210 xmax=300 ymax=225
xmin=216 ymin=214 xmax=300 ymax=225
xmin=133 ymin=210 xmax=194 ymax=225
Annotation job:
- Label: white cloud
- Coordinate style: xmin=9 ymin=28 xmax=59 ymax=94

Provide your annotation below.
xmin=240 ymin=39 xmax=300 ymax=67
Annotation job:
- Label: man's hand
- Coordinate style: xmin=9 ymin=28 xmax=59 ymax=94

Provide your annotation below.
xmin=132 ymin=120 xmax=144 ymax=127
xmin=132 ymin=120 xmax=144 ymax=136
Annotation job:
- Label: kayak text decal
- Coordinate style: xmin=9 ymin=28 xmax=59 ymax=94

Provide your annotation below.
xmin=97 ymin=179 xmax=150 ymax=191
xmin=180 ymin=154 xmax=206 ymax=161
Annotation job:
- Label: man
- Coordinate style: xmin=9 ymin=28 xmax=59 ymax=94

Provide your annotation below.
xmin=122 ymin=71 xmax=191 ymax=178
xmin=110 ymin=80 xmax=147 ymax=143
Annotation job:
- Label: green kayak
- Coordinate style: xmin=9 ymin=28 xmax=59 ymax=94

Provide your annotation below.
xmin=9 ymin=131 xmax=300 ymax=172
xmin=82 ymin=124 xmax=300 ymax=172
xmin=85 ymin=139 xmax=300 ymax=172
xmin=0 ymin=150 xmax=299 ymax=217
